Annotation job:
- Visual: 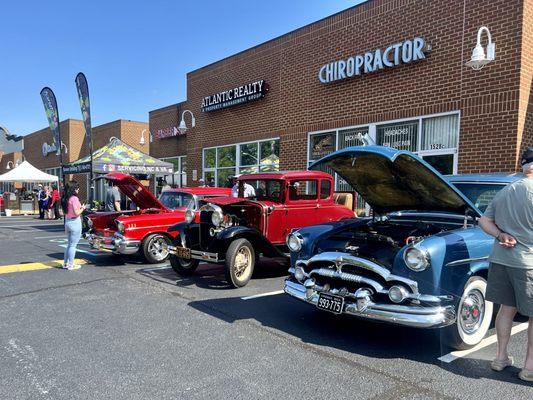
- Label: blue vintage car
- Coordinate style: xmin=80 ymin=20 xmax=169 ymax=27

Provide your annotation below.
xmin=284 ymin=145 xmax=521 ymax=350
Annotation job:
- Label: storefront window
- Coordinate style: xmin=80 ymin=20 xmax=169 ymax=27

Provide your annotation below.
xmin=203 ymin=139 xmax=279 ymax=187
xmin=156 ymin=155 xmax=187 ymax=194
xmin=309 ymin=132 xmax=335 ymax=161
xmin=421 ymin=154 xmax=455 ymax=175
xmin=241 ymin=142 xmax=258 ymax=166
xmin=204 ymin=148 xmax=216 ymax=169
xmin=338 ymin=127 xmax=367 ymax=149
xmin=421 ymin=114 xmax=459 ymax=151
xmin=217 ymin=145 xmax=236 ymax=168
xmin=377 ymin=121 xmax=418 ymax=152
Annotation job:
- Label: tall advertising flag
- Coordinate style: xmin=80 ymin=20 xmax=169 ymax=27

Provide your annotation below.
xmin=40 ymin=87 xmax=62 ymax=154
xmin=75 ymin=72 xmax=94 ymax=206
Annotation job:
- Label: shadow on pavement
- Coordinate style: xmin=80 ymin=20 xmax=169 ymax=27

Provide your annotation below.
xmin=187 ymin=292 xmax=531 ymax=387
xmin=137 ymin=258 xmax=289 ymax=290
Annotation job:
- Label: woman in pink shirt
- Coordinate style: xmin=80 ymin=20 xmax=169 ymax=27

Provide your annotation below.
xmin=60 ymin=181 xmax=86 ymax=270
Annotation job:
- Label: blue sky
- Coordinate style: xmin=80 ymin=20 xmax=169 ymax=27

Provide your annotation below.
xmin=0 ymin=0 xmax=363 ymax=136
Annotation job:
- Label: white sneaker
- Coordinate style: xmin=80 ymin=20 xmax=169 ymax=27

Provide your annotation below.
xmin=67 ymin=264 xmax=81 ymax=271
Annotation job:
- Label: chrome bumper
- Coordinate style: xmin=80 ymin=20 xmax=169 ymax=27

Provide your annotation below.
xmin=86 ymin=233 xmax=141 ymax=255
xmin=284 ymin=280 xmax=456 ymax=329
xmin=166 ymin=245 xmax=219 ymax=262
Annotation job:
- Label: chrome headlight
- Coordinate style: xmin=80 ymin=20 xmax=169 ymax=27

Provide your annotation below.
xmin=116 ymin=221 xmax=125 ymax=233
xmin=403 ymin=247 xmax=430 ymax=272
xmin=286 ymin=232 xmax=304 ymax=252
xmin=211 ymin=209 xmax=224 ymax=227
xmin=185 ymin=209 xmax=195 ymax=224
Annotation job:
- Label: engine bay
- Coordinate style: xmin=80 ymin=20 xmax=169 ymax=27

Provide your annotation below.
xmin=318 ymin=219 xmax=453 ymax=268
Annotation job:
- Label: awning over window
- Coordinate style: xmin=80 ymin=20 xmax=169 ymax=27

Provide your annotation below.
xmin=62 ymin=137 xmax=174 ymax=175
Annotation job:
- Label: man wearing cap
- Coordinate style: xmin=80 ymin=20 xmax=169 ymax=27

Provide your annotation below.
xmin=479 ymin=147 xmax=533 ymax=381
xmin=198 ymin=178 xmax=206 ymax=188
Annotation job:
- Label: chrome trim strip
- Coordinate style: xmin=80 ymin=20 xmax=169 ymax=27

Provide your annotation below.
xmin=297 ymin=252 xmax=419 ymax=294
xmin=284 ymin=280 xmax=455 ymax=328
xmin=445 ymin=256 xmax=489 ymax=267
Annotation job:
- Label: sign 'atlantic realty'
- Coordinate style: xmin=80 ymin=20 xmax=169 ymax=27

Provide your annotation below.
xmin=319 ymin=37 xmax=430 ymax=84
xmin=201 ymin=80 xmax=267 ymax=112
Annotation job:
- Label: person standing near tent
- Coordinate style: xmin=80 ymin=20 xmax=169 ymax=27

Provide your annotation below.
xmin=61 ymin=180 xmax=85 ymax=270
xmin=37 ymin=184 xmax=46 ymax=219
xmin=50 ymin=184 xmax=61 ymax=220
xmin=105 ymin=180 xmax=121 ymax=212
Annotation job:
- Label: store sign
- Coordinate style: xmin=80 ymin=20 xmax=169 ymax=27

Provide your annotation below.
xmin=156 ymin=126 xmax=184 ymax=139
xmin=201 ymin=80 xmax=267 ymax=112
xmin=319 ymin=37 xmax=430 ymax=84
xmin=42 ymin=142 xmax=58 ymax=157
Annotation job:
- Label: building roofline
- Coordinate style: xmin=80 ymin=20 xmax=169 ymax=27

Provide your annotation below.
xmin=187 ymin=1 xmax=370 ymax=76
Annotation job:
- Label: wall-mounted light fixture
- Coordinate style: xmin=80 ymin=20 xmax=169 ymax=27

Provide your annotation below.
xmin=465 ymin=26 xmax=495 ymax=70
xmin=178 ymin=110 xmax=196 ymax=134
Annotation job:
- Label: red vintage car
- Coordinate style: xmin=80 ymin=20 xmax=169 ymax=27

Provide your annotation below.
xmin=85 ymin=173 xmax=231 ymax=263
xmin=166 ymin=171 xmax=358 ymax=287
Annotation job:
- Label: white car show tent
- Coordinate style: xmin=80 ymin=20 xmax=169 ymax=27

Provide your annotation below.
xmin=0 ymin=160 xmax=58 ymax=183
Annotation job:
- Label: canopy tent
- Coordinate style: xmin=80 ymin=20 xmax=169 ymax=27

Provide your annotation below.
xmin=62 ymin=137 xmax=174 ymax=175
xmin=0 ymin=160 xmax=58 ymax=183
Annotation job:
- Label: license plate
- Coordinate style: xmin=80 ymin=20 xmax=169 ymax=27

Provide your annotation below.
xmin=316 ymin=293 xmax=344 ymax=314
xmin=176 ymin=246 xmax=191 ymax=260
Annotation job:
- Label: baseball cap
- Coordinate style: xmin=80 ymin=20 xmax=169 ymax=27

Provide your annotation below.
xmin=520 ymin=147 xmax=533 ymax=166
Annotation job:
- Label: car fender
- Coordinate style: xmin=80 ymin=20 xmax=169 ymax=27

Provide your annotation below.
xmin=215 ymin=226 xmax=284 ymax=258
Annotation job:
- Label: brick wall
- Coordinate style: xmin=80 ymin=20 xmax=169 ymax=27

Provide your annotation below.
xmin=149 ymin=103 xmax=187 ymax=159
xmin=518 ymin=0 xmax=533 ymax=158
xmin=154 ymin=0 xmax=528 ymax=182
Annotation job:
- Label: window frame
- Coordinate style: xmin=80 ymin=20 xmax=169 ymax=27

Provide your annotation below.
xmin=203 ymin=138 xmax=280 ymax=187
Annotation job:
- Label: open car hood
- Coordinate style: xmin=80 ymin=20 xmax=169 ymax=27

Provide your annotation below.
xmin=311 ymin=146 xmax=480 ymax=217
xmin=102 ymin=172 xmax=167 ymax=211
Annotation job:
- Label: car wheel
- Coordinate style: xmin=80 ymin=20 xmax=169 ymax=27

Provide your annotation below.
xmin=443 ymin=276 xmax=493 ymax=350
xmin=224 ymin=239 xmax=255 ymax=288
xmin=170 ymin=255 xmax=199 ymax=275
xmin=143 ymin=234 xmax=171 ymax=264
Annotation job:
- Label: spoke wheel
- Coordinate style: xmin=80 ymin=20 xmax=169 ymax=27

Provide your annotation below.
xmin=225 ymin=239 xmax=255 ymax=288
xmin=143 ymin=234 xmax=171 ymax=264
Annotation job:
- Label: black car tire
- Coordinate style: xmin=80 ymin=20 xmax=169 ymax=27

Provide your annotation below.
xmin=225 ymin=238 xmax=255 ymax=288
xmin=442 ymin=276 xmax=493 ymax=350
xmin=142 ymin=234 xmax=171 ymax=264
xmin=170 ymin=255 xmax=200 ymax=275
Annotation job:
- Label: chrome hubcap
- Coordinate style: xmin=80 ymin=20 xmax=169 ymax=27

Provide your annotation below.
xmin=460 ymin=289 xmax=485 ymax=334
xmin=234 ymin=247 xmax=251 ymax=278
xmin=148 ymin=236 xmax=169 ymax=261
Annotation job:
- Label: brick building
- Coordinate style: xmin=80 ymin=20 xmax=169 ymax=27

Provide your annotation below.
xmin=0 ymin=119 xmax=148 ymax=200
xmin=149 ymin=0 xmax=533 ymax=190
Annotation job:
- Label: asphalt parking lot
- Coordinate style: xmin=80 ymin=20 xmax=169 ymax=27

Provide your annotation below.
xmin=0 ymin=216 xmax=531 ymax=399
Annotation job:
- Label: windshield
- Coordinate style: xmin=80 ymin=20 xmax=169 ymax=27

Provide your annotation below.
xmin=158 ymin=192 xmax=195 ymax=210
xmin=451 ymin=183 xmax=507 ymax=213
xmin=239 ymin=179 xmax=283 ymax=203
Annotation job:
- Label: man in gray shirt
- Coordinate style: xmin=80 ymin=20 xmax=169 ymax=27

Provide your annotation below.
xmin=479 ymin=147 xmax=533 ymax=381
xmin=105 ymin=181 xmax=121 ymax=212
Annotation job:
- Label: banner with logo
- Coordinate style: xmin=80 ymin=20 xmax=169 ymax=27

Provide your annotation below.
xmin=39 ymin=87 xmax=61 ymax=153
xmin=75 ymin=73 xmax=92 ymax=140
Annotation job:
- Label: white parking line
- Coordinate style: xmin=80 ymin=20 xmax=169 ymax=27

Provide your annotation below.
xmin=0 ymin=224 xmax=63 ymax=228
xmin=34 ymin=235 xmax=66 ymax=239
xmin=141 ymin=266 xmax=172 ymax=272
xmin=241 ymin=290 xmax=284 ymax=300
xmin=438 ymin=322 xmax=529 ymax=363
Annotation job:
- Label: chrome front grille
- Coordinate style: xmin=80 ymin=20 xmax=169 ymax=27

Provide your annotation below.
xmin=296 ymin=252 xmax=419 ymax=295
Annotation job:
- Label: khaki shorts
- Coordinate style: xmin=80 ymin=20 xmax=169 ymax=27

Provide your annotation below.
xmin=486 ymin=263 xmax=533 ymax=317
